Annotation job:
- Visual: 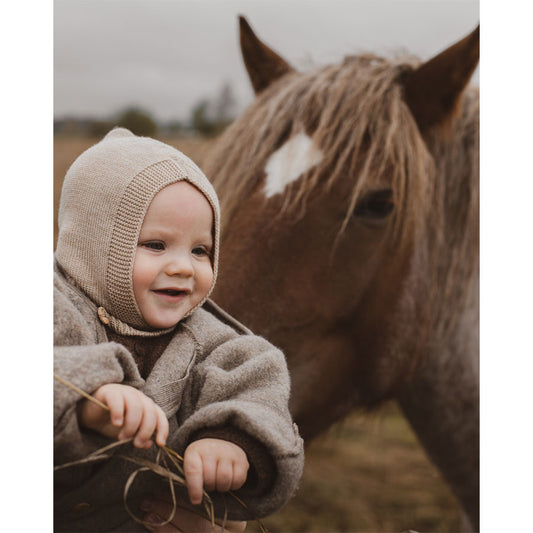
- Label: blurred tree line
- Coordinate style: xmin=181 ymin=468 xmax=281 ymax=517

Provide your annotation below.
xmin=54 ymin=82 xmax=237 ymax=138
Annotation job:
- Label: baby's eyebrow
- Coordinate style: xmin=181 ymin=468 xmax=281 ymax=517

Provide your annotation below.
xmin=137 ymin=235 xmax=163 ymax=242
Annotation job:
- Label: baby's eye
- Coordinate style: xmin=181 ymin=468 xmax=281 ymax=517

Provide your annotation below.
xmin=192 ymin=246 xmax=212 ymax=258
xmin=141 ymin=241 xmax=165 ymax=251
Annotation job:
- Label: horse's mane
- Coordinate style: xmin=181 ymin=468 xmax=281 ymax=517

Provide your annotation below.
xmin=207 ymin=54 xmax=435 ymax=244
xmin=206 ymin=52 xmax=479 ymax=333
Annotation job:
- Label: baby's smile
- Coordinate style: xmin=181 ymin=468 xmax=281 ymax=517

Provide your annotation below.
xmin=152 ymin=287 xmax=191 ymax=299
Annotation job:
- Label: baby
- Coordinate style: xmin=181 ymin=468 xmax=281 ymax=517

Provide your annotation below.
xmin=54 ymin=128 xmax=303 ymax=531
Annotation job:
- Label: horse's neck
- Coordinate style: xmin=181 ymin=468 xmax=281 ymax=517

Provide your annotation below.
xmin=387 ymin=84 xmax=481 ymax=524
xmin=399 ymin=280 xmax=479 ymax=530
xmin=398 ymin=97 xmax=479 ymax=530
xmin=429 ymin=92 xmax=479 ymax=338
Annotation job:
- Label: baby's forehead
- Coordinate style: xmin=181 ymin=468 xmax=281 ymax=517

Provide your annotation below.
xmin=148 ymin=181 xmax=214 ymax=213
xmin=158 ymin=180 xmax=203 ymax=195
xmin=141 ymin=180 xmax=215 ymax=232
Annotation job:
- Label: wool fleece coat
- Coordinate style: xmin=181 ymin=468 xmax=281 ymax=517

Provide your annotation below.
xmin=54 ymin=267 xmax=304 ymax=531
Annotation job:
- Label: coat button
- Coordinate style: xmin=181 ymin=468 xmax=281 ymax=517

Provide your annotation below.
xmin=72 ymin=502 xmax=91 ymax=513
xmin=97 ymin=307 xmax=110 ymax=325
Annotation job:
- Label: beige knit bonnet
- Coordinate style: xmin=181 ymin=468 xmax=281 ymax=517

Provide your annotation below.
xmin=55 ymin=128 xmax=220 ymax=336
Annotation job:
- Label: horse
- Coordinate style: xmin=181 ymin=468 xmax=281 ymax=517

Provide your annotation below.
xmin=205 ymin=17 xmax=479 ymax=531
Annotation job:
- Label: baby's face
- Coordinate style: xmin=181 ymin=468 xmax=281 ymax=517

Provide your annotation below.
xmin=133 ymin=181 xmax=214 ymax=329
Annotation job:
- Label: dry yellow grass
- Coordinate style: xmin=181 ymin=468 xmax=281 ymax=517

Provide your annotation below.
xmin=249 ymin=403 xmax=462 ymax=533
xmin=53 ymin=134 xmax=462 ymax=532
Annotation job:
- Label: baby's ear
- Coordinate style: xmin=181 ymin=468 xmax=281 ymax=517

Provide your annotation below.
xmin=104 ymin=127 xmax=135 ymax=140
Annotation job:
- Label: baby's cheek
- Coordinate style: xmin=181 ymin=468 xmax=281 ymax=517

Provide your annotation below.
xmin=132 ymin=253 xmax=154 ymax=294
xmin=198 ymin=264 xmax=215 ymax=296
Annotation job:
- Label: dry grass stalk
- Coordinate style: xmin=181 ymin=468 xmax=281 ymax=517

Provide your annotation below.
xmin=53 ymin=374 xmax=268 ymax=532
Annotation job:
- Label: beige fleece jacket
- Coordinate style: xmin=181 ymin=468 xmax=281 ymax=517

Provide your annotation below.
xmin=54 ymin=264 xmax=304 ymax=531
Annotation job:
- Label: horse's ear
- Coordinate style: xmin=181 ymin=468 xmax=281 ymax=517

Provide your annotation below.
xmin=239 ymin=15 xmax=294 ymax=94
xmin=402 ymin=25 xmax=479 ymax=134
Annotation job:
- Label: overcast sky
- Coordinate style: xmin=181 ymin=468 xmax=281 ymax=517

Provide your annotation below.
xmin=54 ymin=0 xmax=479 ymax=124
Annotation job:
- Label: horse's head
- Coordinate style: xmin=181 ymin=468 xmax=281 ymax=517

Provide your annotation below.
xmin=207 ymin=17 xmax=479 ymax=437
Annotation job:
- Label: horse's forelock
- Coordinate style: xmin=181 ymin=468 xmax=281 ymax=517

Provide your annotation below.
xmin=208 ymin=54 xmax=449 ymax=246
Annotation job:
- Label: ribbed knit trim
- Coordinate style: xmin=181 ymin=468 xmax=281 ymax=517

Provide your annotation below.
xmin=99 ymin=306 xmax=176 ymax=337
xmin=105 ymin=160 xmax=188 ymax=328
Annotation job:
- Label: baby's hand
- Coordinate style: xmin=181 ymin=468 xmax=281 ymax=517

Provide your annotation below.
xmin=77 ymin=383 xmax=169 ymax=449
xmin=183 ymin=438 xmax=249 ymax=505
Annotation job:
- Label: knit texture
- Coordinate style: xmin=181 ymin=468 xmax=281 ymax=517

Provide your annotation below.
xmin=55 ymin=128 xmax=220 ymax=335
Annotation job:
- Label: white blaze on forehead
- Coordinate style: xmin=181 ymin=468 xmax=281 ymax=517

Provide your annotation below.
xmin=263 ymin=133 xmax=323 ymax=198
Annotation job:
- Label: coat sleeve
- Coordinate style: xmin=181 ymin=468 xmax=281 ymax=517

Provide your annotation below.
xmin=171 ymin=307 xmax=304 ymax=520
xmin=54 ymin=280 xmax=144 ymax=465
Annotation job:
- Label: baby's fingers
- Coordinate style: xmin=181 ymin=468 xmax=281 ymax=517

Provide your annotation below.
xmin=183 ymin=448 xmax=204 ymax=505
xmin=94 ymin=386 xmax=125 ymax=427
xmin=129 ymin=397 xmax=168 ymax=449
xmin=215 ymin=460 xmax=234 ymax=493
xmin=215 ymin=457 xmax=248 ymax=493
xmin=118 ymin=390 xmax=143 ymax=442
xmin=154 ymin=406 xmax=169 ymax=447
xmin=132 ymin=406 xmax=157 ymax=448
xmin=230 ymin=460 xmax=249 ymax=492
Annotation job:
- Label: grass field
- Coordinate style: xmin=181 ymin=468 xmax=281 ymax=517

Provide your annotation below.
xmin=249 ymin=403 xmax=462 ymax=533
xmin=54 ymin=134 xmax=463 ymax=533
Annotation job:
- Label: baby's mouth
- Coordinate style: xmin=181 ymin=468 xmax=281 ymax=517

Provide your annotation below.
xmin=154 ymin=289 xmax=189 ymax=296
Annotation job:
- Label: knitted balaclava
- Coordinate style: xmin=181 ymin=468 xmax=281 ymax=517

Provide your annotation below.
xmin=55 ymin=128 xmax=220 ymax=336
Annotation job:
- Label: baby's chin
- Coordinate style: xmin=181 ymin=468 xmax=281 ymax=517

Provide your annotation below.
xmin=137 ymin=293 xmax=206 ymax=330
xmin=141 ymin=311 xmax=188 ymax=330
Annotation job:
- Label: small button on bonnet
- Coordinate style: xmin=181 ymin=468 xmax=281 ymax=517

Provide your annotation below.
xmin=97 ymin=307 xmax=110 ymax=325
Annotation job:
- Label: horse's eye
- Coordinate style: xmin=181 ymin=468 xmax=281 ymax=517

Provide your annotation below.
xmin=353 ymin=189 xmax=394 ymax=220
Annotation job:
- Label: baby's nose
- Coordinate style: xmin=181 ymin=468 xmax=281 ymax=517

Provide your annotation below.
xmin=166 ymin=253 xmax=194 ymax=277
